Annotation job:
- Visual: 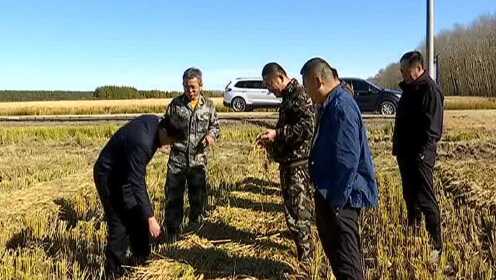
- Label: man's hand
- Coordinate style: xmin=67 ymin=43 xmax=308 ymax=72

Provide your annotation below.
xmin=203 ymin=134 xmax=216 ymax=147
xmin=256 ymin=129 xmax=277 ymax=148
xmin=159 ymin=145 xmax=171 ymax=154
xmin=148 ymin=216 xmax=161 ymax=238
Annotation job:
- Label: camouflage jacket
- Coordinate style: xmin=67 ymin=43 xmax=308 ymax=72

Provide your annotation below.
xmin=269 ymin=79 xmax=315 ymax=164
xmin=165 ymin=94 xmax=220 ymax=173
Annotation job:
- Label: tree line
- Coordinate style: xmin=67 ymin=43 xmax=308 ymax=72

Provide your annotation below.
xmin=93 ymin=86 xmax=222 ymax=99
xmin=0 ymin=87 xmax=223 ymax=102
xmin=370 ymin=14 xmax=496 ymax=97
xmin=0 ymin=90 xmax=94 ymax=102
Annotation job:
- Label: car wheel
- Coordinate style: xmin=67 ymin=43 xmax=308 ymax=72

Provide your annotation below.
xmin=379 ymin=101 xmax=396 ymax=115
xmin=231 ymin=97 xmax=247 ymax=112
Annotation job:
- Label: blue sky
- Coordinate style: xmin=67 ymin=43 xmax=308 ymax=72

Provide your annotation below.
xmin=0 ymin=1 xmax=494 ymax=90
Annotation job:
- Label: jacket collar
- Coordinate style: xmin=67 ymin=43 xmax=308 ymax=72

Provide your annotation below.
xmin=399 ymin=71 xmax=430 ymax=92
xmin=281 ymin=78 xmax=299 ymax=100
xmin=283 ymin=78 xmax=298 ymax=93
xmin=181 ymin=94 xmax=206 ymax=110
xmin=322 ymin=82 xmax=345 ymax=108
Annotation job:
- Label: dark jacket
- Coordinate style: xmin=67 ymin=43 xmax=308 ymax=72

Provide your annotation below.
xmin=310 ymin=84 xmax=379 ymax=209
xmin=393 ymin=72 xmax=444 ymax=158
xmin=269 ymin=79 xmax=315 ymax=164
xmin=165 ymin=94 xmax=220 ymax=173
xmin=94 ymin=115 xmax=160 ymax=218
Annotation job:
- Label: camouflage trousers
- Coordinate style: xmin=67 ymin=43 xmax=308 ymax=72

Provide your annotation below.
xmin=164 ymin=165 xmax=208 ymax=234
xmin=280 ymin=161 xmax=315 ymax=264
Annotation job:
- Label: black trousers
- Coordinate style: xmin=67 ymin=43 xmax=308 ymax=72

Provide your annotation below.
xmin=164 ymin=166 xmax=208 ymax=233
xmin=315 ymin=193 xmax=364 ymax=280
xmin=397 ymin=153 xmax=442 ymax=251
xmin=95 ymin=174 xmax=150 ymax=276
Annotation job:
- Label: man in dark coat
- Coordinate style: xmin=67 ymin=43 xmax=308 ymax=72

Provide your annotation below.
xmin=94 ymin=114 xmax=178 ymax=278
xmin=393 ymin=51 xmax=444 ymax=263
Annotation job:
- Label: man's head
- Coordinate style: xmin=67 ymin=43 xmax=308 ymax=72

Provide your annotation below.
xmin=183 ymin=67 xmax=203 ymax=101
xmin=262 ymin=62 xmax=290 ymax=97
xmin=400 ymin=51 xmax=425 ymax=84
xmin=300 ymin=57 xmax=340 ymax=104
xmin=157 ymin=115 xmax=180 ymax=147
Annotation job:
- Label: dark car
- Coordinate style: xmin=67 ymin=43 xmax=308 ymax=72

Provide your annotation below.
xmin=342 ymin=78 xmax=402 ymax=115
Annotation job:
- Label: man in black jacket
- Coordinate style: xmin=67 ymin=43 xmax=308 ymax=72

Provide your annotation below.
xmin=94 ymin=114 xmax=178 ymax=278
xmin=392 ymin=51 xmax=444 ymax=262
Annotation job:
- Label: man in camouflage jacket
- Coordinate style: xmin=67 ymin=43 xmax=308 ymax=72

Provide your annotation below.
xmin=164 ymin=68 xmax=220 ymax=241
xmin=257 ymin=63 xmax=315 ymax=269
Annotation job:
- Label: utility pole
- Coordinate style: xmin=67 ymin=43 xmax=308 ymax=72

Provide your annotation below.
xmin=427 ymin=0 xmax=436 ymax=80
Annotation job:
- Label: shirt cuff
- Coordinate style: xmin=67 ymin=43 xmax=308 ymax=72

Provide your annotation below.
xmin=142 ymin=204 xmax=154 ymax=219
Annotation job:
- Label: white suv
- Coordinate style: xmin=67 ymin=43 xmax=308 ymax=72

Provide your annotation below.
xmin=223 ymin=78 xmax=281 ymax=112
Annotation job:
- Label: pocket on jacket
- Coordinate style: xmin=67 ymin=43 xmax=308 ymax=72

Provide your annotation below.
xmin=171 ymin=107 xmax=190 ymax=137
xmin=196 ymin=112 xmax=210 ymax=133
xmin=121 ymin=184 xmax=138 ymax=210
xmin=418 ymin=150 xmax=436 ymax=168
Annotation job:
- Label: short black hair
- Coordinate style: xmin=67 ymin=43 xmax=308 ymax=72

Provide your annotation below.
xmin=300 ymin=57 xmax=339 ymax=80
xmin=262 ymin=62 xmax=287 ymax=77
xmin=158 ymin=115 xmax=181 ymax=138
xmin=183 ymin=67 xmax=203 ymax=83
xmin=400 ymin=51 xmax=424 ymax=69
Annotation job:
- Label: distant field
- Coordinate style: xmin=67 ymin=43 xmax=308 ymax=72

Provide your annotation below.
xmin=0 ymin=89 xmax=223 ymax=102
xmin=0 ymin=98 xmax=227 ymax=116
xmin=444 ymin=96 xmax=496 ymax=110
xmin=0 ymin=96 xmax=495 ymax=116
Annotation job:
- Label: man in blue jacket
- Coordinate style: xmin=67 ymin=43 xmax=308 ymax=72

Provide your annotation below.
xmin=300 ymin=57 xmax=379 ymax=280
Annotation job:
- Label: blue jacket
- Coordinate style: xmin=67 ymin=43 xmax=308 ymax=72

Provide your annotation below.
xmin=310 ymin=85 xmax=379 ymax=209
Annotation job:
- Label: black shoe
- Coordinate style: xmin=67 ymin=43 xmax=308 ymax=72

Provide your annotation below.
xmin=104 ymin=265 xmax=125 ymax=280
xmin=128 ymin=255 xmax=148 ymax=266
xmin=187 ymin=215 xmax=205 ymax=232
xmin=165 ymin=231 xmax=179 ymax=244
xmin=104 ymin=254 xmax=127 ymax=279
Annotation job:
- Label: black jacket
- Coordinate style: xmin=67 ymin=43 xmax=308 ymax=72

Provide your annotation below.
xmin=393 ymin=72 xmax=444 ymax=158
xmin=94 ymin=115 xmax=160 ymax=218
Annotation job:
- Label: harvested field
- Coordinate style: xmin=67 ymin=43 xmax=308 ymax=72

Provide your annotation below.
xmin=0 ymin=97 xmax=495 ymax=116
xmin=0 ymin=111 xmax=495 ymax=279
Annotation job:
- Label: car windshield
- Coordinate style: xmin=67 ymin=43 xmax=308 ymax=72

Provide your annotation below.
xmin=225 ymin=81 xmax=232 ymax=90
